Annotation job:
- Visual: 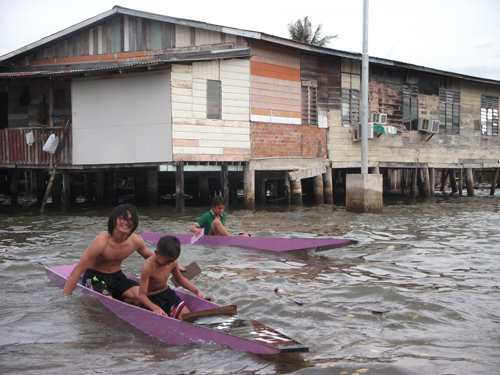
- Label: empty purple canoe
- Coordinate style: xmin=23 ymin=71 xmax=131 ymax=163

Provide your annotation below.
xmin=46 ymin=264 xmax=308 ymax=354
xmin=142 ymin=230 xmax=356 ymax=252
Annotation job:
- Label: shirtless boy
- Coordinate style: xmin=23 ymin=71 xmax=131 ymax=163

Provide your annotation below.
xmin=62 ymin=204 xmax=153 ymax=304
xmin=138 ymin=235 xmax=204 ymax=319
xmin=189 ymin=196 xmax=249 ymax=237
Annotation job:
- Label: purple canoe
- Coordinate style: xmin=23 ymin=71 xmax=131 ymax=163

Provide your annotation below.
xmin=142 ymin=230 xmax=356 ymax=252
xmin=46 ymin=264 xmax=308 ymax=354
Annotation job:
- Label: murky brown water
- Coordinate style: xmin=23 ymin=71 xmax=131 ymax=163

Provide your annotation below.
xmin=1 ymin=190 xmax=500 ymax=374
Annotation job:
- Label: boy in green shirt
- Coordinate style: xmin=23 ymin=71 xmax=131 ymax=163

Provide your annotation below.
xmin=190 ymin=196 xmax=230 ymax=236
xmin=190 ymin=196 xmax=249 ymax=237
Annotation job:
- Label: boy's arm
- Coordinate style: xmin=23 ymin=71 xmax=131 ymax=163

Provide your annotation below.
xmin=189 ymin=223 xmax=202 ymax=236
xmin=138 ymin=261 xmax=167 ymax=315
xmin=171 ymin=264 xmax=204 ymax=299
xmin=132 ymin=234 xmax=154 ymax=259
xmin=62 ymin=233 xmax=106 ymax=295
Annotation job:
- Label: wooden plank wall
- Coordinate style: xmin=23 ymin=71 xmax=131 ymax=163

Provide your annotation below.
xmin=171 ymin=59 xmax=251 ymax=162
xmin=328 ymin=61 xmax=500 ymax=169
xmin=249 ymin=40 xmax=301 ymax=125
xmin=31 ymin=15 xmax=239 ymax=63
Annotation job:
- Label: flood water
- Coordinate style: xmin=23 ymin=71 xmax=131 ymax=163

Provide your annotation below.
xmin=1 ymin=190 xmax=500 ymax=375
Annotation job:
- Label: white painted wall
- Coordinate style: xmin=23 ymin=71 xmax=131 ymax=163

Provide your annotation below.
xmin=171 ymin=59 xmax=251 ymax=161
xmin=71 ymin=71 xmax=172 ymax=165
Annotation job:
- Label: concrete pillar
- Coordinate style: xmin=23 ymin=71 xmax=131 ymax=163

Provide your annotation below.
xmin=243 ymin=163 xmax=255 ymax=210
xmin=465 ymin=168 xmax=474 ymax=197
xmin=176 ymin=162 xmax=185 ymax=213
xmin=441 ymin=169 xmax=448 ymax=192
xmin=346 ymin=174 xmax=383 ymax=213
xmin=312 ymin=175 xmax=324 ymax=204
xmin=290 ymin=179 xmax=302 ymax=206
xmin=9 ymin=169 xmax=19 ymax=206
xmin=418 ymin=167 xmax=432 ymax=198
xmin=490 ymin=168 xmax=499 ymax=196
xmin=323 ymin=167 xmax=333 ymax=204
xmin=147 ymin=169 xmax=158 ymax=206
xmin=62 ymin=171 xmax=71 ymax=212
xmin=95 ymin=171 xmax=107 ymax=204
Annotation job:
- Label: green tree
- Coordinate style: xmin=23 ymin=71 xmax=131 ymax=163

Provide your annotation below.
xmin=287 ymin=16 xmax=337 ymax=47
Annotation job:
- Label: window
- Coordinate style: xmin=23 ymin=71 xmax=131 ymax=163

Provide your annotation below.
xmin=341 ymin=88 xmax=360 ymax=127
xmin=481 ymin=95 xmax=499 ymax=136
xmin=403 ymin=84 xmax=418 ymax=130
xmin=207 ymin=80 xmax=221 ymax=119
xmin=301 ymin=83 xmax=318 ymax=126
xmin=439 ymin=89 xmax=460 ymax=134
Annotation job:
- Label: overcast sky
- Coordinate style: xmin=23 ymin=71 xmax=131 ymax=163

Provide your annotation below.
xmin=1 ymin=0 xmax=499 ymax=81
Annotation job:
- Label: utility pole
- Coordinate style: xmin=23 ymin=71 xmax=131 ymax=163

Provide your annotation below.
xmin=361 ymin=0 xmax=369 ymax=174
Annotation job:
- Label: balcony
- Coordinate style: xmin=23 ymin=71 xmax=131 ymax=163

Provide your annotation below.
xmin=0 ymin=127 xmax=72 ymax=167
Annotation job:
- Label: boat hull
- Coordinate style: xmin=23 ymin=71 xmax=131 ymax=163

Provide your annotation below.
xmin=46 ymin=264 xmax=308 ymax=354
xmin=142 ymin=230 xmax=356 ymax=252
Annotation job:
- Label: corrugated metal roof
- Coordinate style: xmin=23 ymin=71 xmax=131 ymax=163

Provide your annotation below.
xmin=0 ymin=60 xmax=161 ymax=78
xmin=0 ymin=6 xmax=498 ymax=85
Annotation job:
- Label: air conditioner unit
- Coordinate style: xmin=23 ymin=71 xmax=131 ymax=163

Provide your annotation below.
xmin=418 ymin=119 xmax=440 ymax=133
xmin=369 ymin=112 xmax=387 ymax=124
xmin=356 ymin=122 xmax=374 ymax=140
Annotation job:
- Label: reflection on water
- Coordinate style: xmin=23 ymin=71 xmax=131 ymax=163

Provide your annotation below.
xmin=1 ymin=191 xmax=500 ymax=374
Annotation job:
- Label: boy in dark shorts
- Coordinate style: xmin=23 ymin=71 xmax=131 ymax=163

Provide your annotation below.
xmin=189 ymin=196 xmax=249 ymax=237
xmin=138 ymin=235 xmax=204 ymax=319
xmin=62 ymin=204 xmax=153 ymax=304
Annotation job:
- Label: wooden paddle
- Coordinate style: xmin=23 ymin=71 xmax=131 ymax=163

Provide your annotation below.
xmin=170 ymin=261 xmax=202 ymax=287
xmin=182 ymin=305 xmax=237 ymax=322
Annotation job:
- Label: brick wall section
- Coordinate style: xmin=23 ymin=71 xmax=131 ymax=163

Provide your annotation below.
xmin=251 ymin=123 xmax=327 ymax=158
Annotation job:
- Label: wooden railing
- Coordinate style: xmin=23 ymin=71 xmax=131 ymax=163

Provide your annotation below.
xmin=0 ymin=127 xmax=72 ymax=166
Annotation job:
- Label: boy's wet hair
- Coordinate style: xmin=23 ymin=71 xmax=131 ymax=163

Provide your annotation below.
xmin=211 ymin=195 xmax=226 ymax=208
xmin=157 ymin=235 xmax=181 ymax=258
xmin=108 ymin=204 xmax=139 ymax=237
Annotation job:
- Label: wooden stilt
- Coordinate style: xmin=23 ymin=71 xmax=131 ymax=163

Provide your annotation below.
xmin=176 ymin=161 xmax=185 ymax=213
xmin=459 ymin=169 xmax=463 ymax=197
xmin=429 ymin=168 xmax=435 ymax=197
xmin=450 ymin=169 xmax=458 ymax=194
xmin=62 ymin=171 xmax=71 ymax=212
xmin=284 ymin=173 xmax=291 ymax=206
xmin=441 ymin=169 xmax=448 ymax=192
xmin=221 ymin=163 xmax=229 ymax=209
xmin=10 ymin=169 xmax=19 ymax=206
xmin=40 ymin=121 xmax=71 ymax=213
xmin=411 ymin=168 xmax=417 ymax=199
xmin=490 ymin=168 xmax=499 ymax=195
xmin=147 ymin=169 xmax=158 ymax=206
